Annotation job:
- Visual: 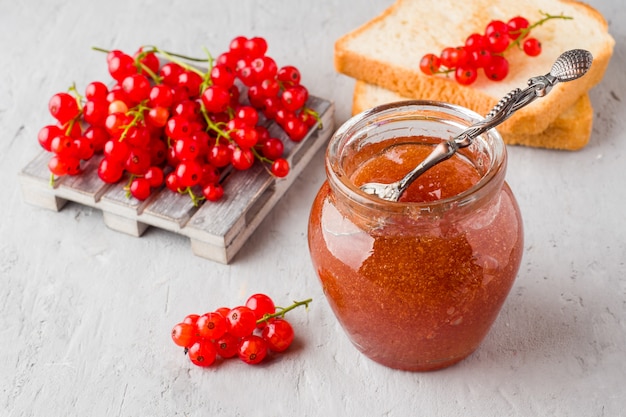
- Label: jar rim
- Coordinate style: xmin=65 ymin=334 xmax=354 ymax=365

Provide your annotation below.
xmin=326 ymin=100 xmax=507 ymax=214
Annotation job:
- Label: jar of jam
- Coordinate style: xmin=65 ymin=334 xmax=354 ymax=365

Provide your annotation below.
xmin=308 ymin=101 xmax=524 ymax=371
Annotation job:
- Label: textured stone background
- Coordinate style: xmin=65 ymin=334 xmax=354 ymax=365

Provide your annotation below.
xmin=1 ymin=0 xmax=624 ymax=416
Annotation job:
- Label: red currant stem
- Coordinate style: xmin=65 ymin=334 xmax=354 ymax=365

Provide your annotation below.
xmin=199 ymin=105 xmax=232 ymax=141
xmin=49 ymin=173 xmax=56 ymax=187
xmin=148 ymin=46 xmax=206 ymax=78
xmin=198 ymin=46 xmax=216 ymax=92
xmin=302 ymin=107 xmax=323 ymax=129
xmin=256 ymin=298 xmax=312 ymax=325
xmin=182 ymin=186 xmax=205 ymax=207
xmin=506 ymin=11 xmax=573 ymax=52
xmin=118 ymin=103 xmax=146 ymax=142
xmin=123 ymin=175 xmax=135 ymax=199
xmin=250 ymin=146 xmax=272 ymax=165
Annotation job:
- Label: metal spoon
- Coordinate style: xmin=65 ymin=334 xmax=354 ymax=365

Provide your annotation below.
xmin=360 ymin=49 xmax=594 ymax=202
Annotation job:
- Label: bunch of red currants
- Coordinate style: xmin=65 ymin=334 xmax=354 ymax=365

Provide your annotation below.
xmin=171 ymin=294 xmax=311 ymax=367
xmin=419 ymin=12 xmax=572 ymax=85
xmin=38 ymin=36 xmax=320 ymax=203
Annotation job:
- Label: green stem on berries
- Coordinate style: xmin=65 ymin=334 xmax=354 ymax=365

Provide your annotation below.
xmin=182 ymin=186 xmax=205 ymax=207
xmin=198 ymin=46 xmax=217 ymax=92
xmin=302 ymin=107 xmax=324 ymax=129
xmin=256 ymin=298 xmax=313 ymax=325
xmin=146 ymin=46 xmax=206 ymax=78
xmin=49 ymin=173 xmax=56 ymax=187
xmin=118 ymin=103 xmax=147 ymax=142
xmin=506 ymin=11 xmax=573 ymax=52
xmin=199 ymin=105 xmax=232 ymax=141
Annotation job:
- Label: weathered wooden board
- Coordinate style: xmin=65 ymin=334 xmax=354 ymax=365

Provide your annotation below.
xmin=19 ymin=96 xmax=334 ymax=264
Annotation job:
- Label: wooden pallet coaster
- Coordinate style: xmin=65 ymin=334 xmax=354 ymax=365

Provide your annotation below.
xmin=19 ymin=96 xmax=335 ymax=264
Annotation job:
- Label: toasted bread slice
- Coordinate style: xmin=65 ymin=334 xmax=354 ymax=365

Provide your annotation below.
xmin=352 ymin=80 xmax=593 ymax=150
xmin=335 ymin=0 xmax=613 ymax=137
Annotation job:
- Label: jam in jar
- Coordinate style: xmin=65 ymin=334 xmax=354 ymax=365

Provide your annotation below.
xmin=308 ymin=101 xmax=523 ymax=371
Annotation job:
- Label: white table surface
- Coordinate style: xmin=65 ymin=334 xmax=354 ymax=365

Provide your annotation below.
xmin=2 ymin=1 xmax=625 ymax=416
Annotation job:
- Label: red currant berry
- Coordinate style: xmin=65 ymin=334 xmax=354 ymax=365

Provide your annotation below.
xmin=134 ymin=48 xmax=160 ymax=76
xmin=250 ymin=56 xmax=278 ymax=81
xmin=130 ymin=177 xmax=151 ymax=200
xmin=50 ymin=135 xmax=78 ymax=157
xmin=83 ymin=126 xmax=109 ymax=152
xmin=232 ymin=126 xmax=259 ymax=149
xmin=196 ymin=312 xmax=228 ymax=340
xmin=261 ymin=318 xmax=294 ymax=352
xmin=175 ymin=160 xmax=203 ymax=188
xmin=277 ymin=65 xmax=301 ymax=86
xmin=284 ymin=118 xmax=308 ymax=142
xmin=183 ymin=314 xmax=200 ymax=325
xmin=48 ymin=92 xmax=80 ymax=124
xmin=103 ymin=139 xmax=131 ymax=164
xmin=237 ymin=335 xmax=268 ymax=365
xmin=507 ymin=16 xmax=530 ymax=40
xmin=281 ymin=85 xmax=308 ymax=112
xmin=83 ymin=99 xmax=108 ymax=127
xmin=122 ymin=73 xmax=151 ymax=104
xmin=469 ymin=48 xmax=492 ymax=68
xmin=230 ymin=146 xmax=255 ymax=170
xmin=485 ymin=20 xmax=511 ymax=53
xmin=108 ymin=52 xmax=136 ymax=83
xmin=165 ymin=172 xmax=182 ymax=192
xmin=419 ymin=53 xmax=441 ymax=75
xmin=85 ymin=81 xmax=109 ymax=101
xmin=38 ymin=125 xmax=63 ymax=152
xmin=165 ymin=116 xmax=192 ymax=140
xmin=523 ymin=38 xmax=542 ymax=57
xmin=484 ymin=55 xmax=509 ymax=81
xmin=73 ymin=136 xmax=95 ymax=160
xmin=215 ymin=333 xmax=239 ymax=359
xmin=144 ymin=166 xmax=164 ymax=188
xmin=229 ymin=36 xmax=249 ymax=57
xmin=210 ymin=64 xmax=236 ymax=88
xmin=226 ymin=306 xmax=257 ymax=338
xmin=202 ymin=183 xmax=224 ymax=202
xmin=208 ymin=143 xmax=232 ymax=168
xmin=188 ymin=340 xmax=217 ymax=367
xmin=243 ymin=36 xmax=268 ymax=58
xmin=260 ymin=137 xmax=284 ymax=160
xmin=171 ymin=322 xmax=197 ymax=348
xmin=465 ymin=33 xmax=488 ymax=52
xmin=270 ymin=158 xmax=290 ymax=178
xmin=440 ymin=47 xmax=469 ymax=69
xmin=146 ymin=106 xmax=170 ymax=128
xmin=177 ymin=70 xmax=203 ymax=99
xmin=455 ymin=66 xmax=478 ymax=86
xmin=125 ymin=147 xmax=151 ymax=175
xmin=201 ymin=85 xmax=231 ymax=114
xmin=48 ymin=155 xmax=80 ymax=176
xmin=245 ymin=293 xmax=276 ymax=323
xmin=174 ymin=137 xmax=200 ymax=161
xmin=235 ymin=105 xmax=259 ymax=126
xmin=159 ymin=62 xmax=184 ymax=86
xmin=97 ymin=157 xmax=125 ymax=184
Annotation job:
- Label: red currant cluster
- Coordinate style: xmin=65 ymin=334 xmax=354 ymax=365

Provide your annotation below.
xmin=171 ymin=294 xmax=311 ymax=367
xmin=419 ymin=12 xmax=572 ymax=85
xmin=38 ymin=36 xmax=320 ymax=203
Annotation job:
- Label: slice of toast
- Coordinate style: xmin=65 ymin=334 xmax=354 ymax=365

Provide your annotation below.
xmin=335 ymin=0 xmax=613 ymax=137
xmin=352 ymin=80 xmax=593 ymax=151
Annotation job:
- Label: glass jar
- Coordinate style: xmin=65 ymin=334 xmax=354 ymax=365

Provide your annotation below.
xmin=308 ymin=101 xmax=523 ymax=371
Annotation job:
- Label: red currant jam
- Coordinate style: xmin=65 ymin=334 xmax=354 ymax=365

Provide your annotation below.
xmin=308 ymin=102 xmax=523 ymax=371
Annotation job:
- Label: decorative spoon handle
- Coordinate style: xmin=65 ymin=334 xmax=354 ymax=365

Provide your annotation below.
xmin=360 ymin=49 xmax=594 ymax=202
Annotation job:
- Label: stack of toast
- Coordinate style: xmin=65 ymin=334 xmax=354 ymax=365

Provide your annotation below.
xmin=335 ymin=0 xmax=615 ymax=150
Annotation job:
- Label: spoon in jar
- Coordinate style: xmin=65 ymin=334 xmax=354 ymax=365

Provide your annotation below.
xmin=360 ymin=49 xmax=594 ymax=202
